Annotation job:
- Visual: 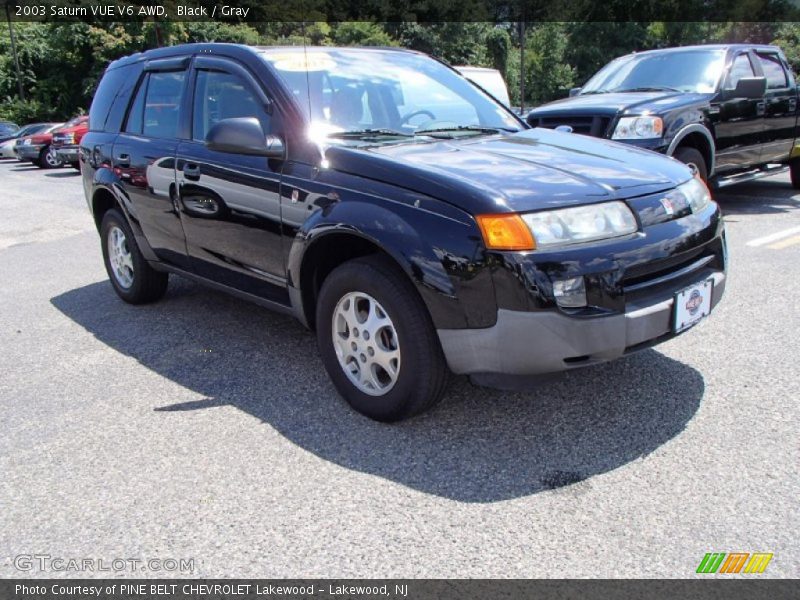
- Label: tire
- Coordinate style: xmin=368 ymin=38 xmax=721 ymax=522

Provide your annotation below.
xmin=100 ymin=208 xmax=168 ymax=304
xmin=38 ymin=145 xmax=63 ymax=169
xmin=316 ymin=255 xmax=449 ymax=422
xmin=673 ymin=146 xmax=708 ymax=182
xmin=790 ymin=158 xmax=800 ymax=189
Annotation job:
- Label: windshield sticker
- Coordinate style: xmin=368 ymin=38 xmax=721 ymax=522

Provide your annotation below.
xmin=266 ymin=52 xmax=336 ymax=72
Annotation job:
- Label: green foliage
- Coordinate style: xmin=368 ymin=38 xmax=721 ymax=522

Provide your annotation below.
xmin=524 ymin=23 xmax=576 ymax=106
xmin=331 ymin=22 xmax=396 ymax=46
xmin=0 ymin=20 xmax=795 ymax=122
xmin=182 ymin=22 xmax=261 ymax=44
xmin=772 ymin=23 xmax=800 ymax=72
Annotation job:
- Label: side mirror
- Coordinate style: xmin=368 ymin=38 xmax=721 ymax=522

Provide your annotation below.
xmin=205 ymin=117 xmax=285 ymax=159
xmin=569 ymin=87 xmax=583 ymax=97
xmin=729 ymin=76 xmax=767 ymax=100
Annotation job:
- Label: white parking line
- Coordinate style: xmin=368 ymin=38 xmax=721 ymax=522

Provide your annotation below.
xmin=746 ymin=226 xmax=800 ymax=247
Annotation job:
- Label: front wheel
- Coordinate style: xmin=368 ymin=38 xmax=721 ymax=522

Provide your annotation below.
xmin=316 ymin=255 xmax=448 ymax=421
xmin=38 ymin=146 xmax=63 ymax=169
xmin=673 ymin=146 xmax=708 ymax=182
xmin=100 ymin=208 xmax=168 ymax=304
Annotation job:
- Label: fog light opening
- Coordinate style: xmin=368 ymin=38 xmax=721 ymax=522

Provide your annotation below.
xmin=553 ymin=276 xmax=587 ymax=308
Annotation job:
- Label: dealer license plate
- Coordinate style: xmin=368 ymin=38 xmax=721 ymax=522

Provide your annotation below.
xmin=673 ymin=278 xmax=714 ymax=332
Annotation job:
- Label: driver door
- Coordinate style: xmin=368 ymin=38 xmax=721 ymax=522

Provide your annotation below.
xmin=713 ymin=51 xmax=764 ymax=172
xmin=175 ymin=56 xmax=288 ymax=305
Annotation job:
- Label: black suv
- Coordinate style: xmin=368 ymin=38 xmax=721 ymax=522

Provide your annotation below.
xmin=81 ymin=44 xmax=727 ymax=421
xmin=527 ymin=44 xmax=799 ymax=187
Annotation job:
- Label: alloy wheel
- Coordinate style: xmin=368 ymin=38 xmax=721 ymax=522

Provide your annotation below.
xmin=107 ymin=226 xmax=134 ymax=289
xmin=331 ymin=291 xmax=401 ymax=396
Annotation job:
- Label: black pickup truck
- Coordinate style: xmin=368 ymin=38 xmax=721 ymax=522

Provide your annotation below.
xmin=527 ymin=44 xmax=800 ymax=188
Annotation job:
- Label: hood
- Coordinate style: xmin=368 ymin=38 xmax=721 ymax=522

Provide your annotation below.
xmin=325 ymin=128 xmax=693 ymax=215
xmin=53 ymin=123 xmax=88 ymax=134
xmin=528 ymin=91 xmax=712 ymax=119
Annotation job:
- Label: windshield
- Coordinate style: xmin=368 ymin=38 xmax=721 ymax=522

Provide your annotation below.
xmin=582 ymin=50 xmax=726 ymax=94
xmin=0 ymin=123 xmax=19 ymax=136
xmin=260 ymin=48 xmax=522 ymax=140
xmin=63 ymin=115 xmax=87 ymax=127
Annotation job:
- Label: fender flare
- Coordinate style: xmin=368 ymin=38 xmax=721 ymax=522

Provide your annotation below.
xmin=666 ymin=124 xmax=716 ymax=176
xmin=91 ymin=167 xmax=159 ymax=262
xmin=287 ymin=198 xmax=486 ymax=331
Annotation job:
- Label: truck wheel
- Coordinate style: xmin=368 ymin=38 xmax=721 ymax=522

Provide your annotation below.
xmin=316 ymin=255 xmax=449 ymax=422
xmin=38 ymin=146 xmax=63 ymax=169
xmin=100 ymin=208 xmax=168 ymax=304
xmin=790 ymin=158 xmax=800 ymax=189
xmin=673 ymin=146 xmax=708 ymax=182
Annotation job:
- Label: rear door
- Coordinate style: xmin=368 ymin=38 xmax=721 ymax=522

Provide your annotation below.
xmin=112 ymin=57 xmax=190 ymax=269
xmin=175 ymin=56 xmax=287 ymax=304
xmin=754 ymin=50 xmax=797 ymax=164
xmin=713 ymin=50 xmax=763 ymax=172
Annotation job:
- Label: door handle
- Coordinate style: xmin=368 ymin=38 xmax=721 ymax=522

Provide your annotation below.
xmin=790 ymin=98 xmax=797 ymax=112
xmin=116 ymin=153 xmax=130 ymax=167
xmin=183 ymin=163 xmax=201 ymax=181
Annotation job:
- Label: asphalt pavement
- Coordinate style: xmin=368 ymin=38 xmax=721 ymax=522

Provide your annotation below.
xmin=0 ymin=158 xmax=797 ymax=578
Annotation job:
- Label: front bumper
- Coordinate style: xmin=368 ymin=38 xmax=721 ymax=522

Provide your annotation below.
xmin=439 ymin=270 xmax=725 ymax=375
xmin=16 ymin=144 xmax=43 ymax=160
xmin=54 ymin=145 xmax=79 ymax=162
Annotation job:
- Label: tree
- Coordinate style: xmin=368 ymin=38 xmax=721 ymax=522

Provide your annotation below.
xmin=524 ymin=23 xmax=575 ymax=106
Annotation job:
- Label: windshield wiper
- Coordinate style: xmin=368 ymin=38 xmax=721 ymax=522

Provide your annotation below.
xmin=414 ymin=125 xmax=516 ymax=137
xmin=325 ymin=128 xmax=412 ymax=139
xmin=614 ymin=86 xmax=681 ymax=93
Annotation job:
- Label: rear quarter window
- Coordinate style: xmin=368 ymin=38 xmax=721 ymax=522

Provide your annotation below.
xmin=89 ymin=64 xmax=141 ymax=132
xmin=757 ymin=53 xmax=789 ymax=89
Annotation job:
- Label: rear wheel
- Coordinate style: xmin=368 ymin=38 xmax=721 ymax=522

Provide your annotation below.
xmin=316 ymin=255 xmax=448 ymax=421
xmin=100 ymin=208 xmax=168 ymax=304
xmin=673 ymin=146 xmax=708 ymax=182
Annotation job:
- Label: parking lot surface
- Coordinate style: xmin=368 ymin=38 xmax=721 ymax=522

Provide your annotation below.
xmin=0 ymin=159 xmax=798 ymax=578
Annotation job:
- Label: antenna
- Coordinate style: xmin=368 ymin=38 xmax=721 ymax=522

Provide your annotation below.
xmin=300 ymin=20 xmax=313 ymax=124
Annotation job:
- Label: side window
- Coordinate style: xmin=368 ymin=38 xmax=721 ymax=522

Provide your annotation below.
xmin=757 ymin=53 xmax=789 ymax=89
xmin=725 ymin=53 xmax=755 ymax=90
xmin=143 ymin=71 xmax=186 ymax=138
xmin=125 ymin=74 xmax=147 ymax=134
xmin=192 ymin=69 xmax=269 ymax=142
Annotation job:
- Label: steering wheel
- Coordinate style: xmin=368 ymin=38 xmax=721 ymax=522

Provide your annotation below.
xmin=400 ymin=109 xmax=436 ymax=126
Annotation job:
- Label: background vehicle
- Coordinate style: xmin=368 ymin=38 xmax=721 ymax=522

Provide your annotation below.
xmin=527 ymin=44 xmax=800 ymax=188
xmin=456 ymin=66 xmax=512 ymax=108
xmin=15 ymin=124 xmax=65 ymax=168
xmin=82 ymin=44 xmax=725 ymax=421
xmin=0 ymin=123 xmax=59 ymax=158
xmin=0 ymin=121 xmax=20 ymax=142
xmin=52 ymin=115 xmax=89 ymax=169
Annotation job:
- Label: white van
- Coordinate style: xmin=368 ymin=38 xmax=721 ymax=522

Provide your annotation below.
xmin=455 ymin=66 xmax=511 ymax=108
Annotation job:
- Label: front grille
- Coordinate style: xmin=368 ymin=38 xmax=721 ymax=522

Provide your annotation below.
xmin=529 ymin=115 xmax=611 ymax=137
xmin=622 ymin=245 xmax=723 ymax=299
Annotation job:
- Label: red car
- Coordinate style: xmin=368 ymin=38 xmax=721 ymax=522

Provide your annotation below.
xmin=51 ymin=115 xmax=88 ymax=170
xmin=14 ymin=123 xmax=66 ymax=168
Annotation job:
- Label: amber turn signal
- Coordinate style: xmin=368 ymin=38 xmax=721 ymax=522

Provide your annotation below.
xmin=476 ymin=213 xmax=536 ymax=251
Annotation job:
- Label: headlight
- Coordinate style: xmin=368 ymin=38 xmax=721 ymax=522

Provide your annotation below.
xmin=612 ymin=116 xmax=663 ymax=140
xmin=520 ymin=201 xmax=638 ymax=248
xmin=676 ymin=175 xmax=711 ymax=213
